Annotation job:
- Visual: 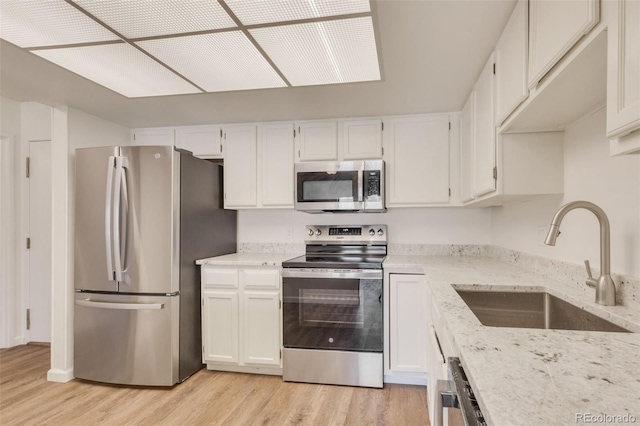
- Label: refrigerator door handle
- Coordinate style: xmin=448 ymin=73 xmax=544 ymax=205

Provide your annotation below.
xmin=113 ymin=156 xmax=129 ymax=283
xmin=76 ymin=298 xmax=164 ymax=310
xmin=105 ymin=156 xmax=116 ymax=281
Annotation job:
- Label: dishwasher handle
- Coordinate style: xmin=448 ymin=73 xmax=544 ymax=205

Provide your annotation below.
xmin=436 ymin=357 xmax=487 ymax=426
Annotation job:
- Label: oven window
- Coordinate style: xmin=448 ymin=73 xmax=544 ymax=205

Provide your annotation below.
xmin=283 ymin=277 xmax=383 ymax=353
xmin=297 ymin=171 xmax=359 ymax=202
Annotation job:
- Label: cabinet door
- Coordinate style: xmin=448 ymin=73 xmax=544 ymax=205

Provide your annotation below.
xmin=223 ymin=125 xmax=257 ymax=208
xmin=260 ymin=123 xmax=294 ymax=207
xmin=495 ymin=0 xmax=529 ymax=125
xmin=203 ymin=291 xmax=239 ymax=364
xmin=386 ymin=115 xmax=450 ymax=206
xmin=528 ymin=0 xmax=599 ymax=88
xmin=296 ymin=121 xmax=338 ymax=161
xmin=342 ymin=119 xmax=383 ymax=160
xmin=459 ymin=93 xmax=475 ymax=203
xmin=607 ymin=0 xmax=640 ymax=141
xmin=131 ymin=128 xmax=174 ymax=146
xmin=389 ymin=274 xmax=427 ymax=373
xmin=175 ymin=125 xmax=222 ymax=158
xmin=473 ymin=54 xmax=497 ymax=198
xmin=242 ymin=291 xmax=281 ymax=366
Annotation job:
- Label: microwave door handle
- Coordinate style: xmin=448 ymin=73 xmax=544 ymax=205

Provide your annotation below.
xmin=435 ymin=379 xmax=458 ymax=426
xmin=358 ymin=170 xmax=364 ymax=202
xmin=105 ymin=156 xmax=116 ymax=281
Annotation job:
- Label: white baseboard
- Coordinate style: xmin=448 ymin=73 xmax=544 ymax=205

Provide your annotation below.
xmin=47 ymin=368 xmax=74 ymax=383
xmin=384 ymin=374 xmax=427 ymax=386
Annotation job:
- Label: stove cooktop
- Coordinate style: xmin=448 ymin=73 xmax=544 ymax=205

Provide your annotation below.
xmin=282 ymin=254 xmax=385 ymax=270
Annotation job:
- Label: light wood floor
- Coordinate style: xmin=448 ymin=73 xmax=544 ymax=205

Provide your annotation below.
xmin=0 ymin=345 xmax=430 ymax=425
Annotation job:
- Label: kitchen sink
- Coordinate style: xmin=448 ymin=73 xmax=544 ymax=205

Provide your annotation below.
xmin=455 ymin=289 xmax=631 ymax=333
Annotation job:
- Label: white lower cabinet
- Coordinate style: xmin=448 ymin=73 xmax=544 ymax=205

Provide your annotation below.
xmin=201 ymin=265 xmax=282 ymax=373
xmin=389 ymin=274 xmax=428 ymax=373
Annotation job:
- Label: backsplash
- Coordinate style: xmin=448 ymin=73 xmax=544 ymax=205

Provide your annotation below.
xmin=238 ymin=242 xmax=639 ymax=308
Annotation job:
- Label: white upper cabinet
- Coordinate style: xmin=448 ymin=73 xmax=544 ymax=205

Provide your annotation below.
xmin=223 ymin=125 xmax=257 ymax=208
xmin=608 ymin=0 xmax=640 ymax=154
xmin=295 ymin=121 xmax=338 ymax=161
xmin=459 ymin=93 xmax=475 ymax=204
xmin=473 ymin=53 xmax=497 ymax=199
xmin=495 ymin=0 xmax=529 ymax=125
xmin=528 ymin=0 xmax=599 ymax=89
xmin=131 ymin=128 xmax=174 ymax=146
xmin=175 ymin=125 xmax=222 ymax=158
xmin=259 ymin=123 xmax=294 ymax=208
xmin=386 ymin=114 xmax=450 ymax=206
xmin=342 ymin=119 xmax=383 ymax=160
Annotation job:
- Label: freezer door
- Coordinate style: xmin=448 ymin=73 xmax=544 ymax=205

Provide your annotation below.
xmin=73 ymin=293 xmax=179 ymax=386
xmin=118 ymin=146 xmax=177 ymax=294
xmin=74 ymin=146 xmax=120 ymax=292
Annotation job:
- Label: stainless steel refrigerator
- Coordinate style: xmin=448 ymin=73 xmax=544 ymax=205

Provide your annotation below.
xmin=73 ymin=146 xmax=236 ymax=386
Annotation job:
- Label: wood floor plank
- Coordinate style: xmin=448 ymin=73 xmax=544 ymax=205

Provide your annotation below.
xmin=0 ymin=346 xmax=430 ymax=425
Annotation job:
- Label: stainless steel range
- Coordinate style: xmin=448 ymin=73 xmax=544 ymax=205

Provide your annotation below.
xmin=281 ymin=225 xmax=386 ymax=388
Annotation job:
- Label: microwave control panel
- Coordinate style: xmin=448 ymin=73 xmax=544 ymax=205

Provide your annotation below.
xmin=364 ymin=170 xmax=381 ymax=198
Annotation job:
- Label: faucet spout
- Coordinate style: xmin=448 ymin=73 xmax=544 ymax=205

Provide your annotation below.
xmin=544 ymin=201 xmax=616 ymax=306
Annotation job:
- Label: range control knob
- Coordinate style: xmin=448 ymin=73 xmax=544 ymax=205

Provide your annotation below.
xmin=369 ymin=229 xmax=376 ymax=236
xmin=316 ymin=229 xmax=322 ymax=236
xmin=307 ymin=229 xmax=314 ymax=236
xmin=377 ymin=229 xmax=384 ymax=236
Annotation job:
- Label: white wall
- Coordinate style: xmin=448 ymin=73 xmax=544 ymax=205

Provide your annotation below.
xmin=238 ymin=208 xmax=492 ymax=245
xmin=492 ymin=107 xmax=640 ymax=278
xmin=48 ymin=107 xmax=129 ymax=382
xmin=0 ymin=96 xmax=21 ymax=348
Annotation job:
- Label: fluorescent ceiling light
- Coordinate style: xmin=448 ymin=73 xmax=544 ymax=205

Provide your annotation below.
xmin=72 ymin=0 xmax=237 ymax=39
xmin=250 ymin=17 xmax=380 ymax=86
xmin=0 ymin=0 xmax=119 ymax=48
xmin=137 ymin=32 xmax=286 ymax=92
xmin=225 ymin=0 xmax=371 ymax=26
xmin=0 ymin=0 xmax=381 ymax=98
xmin=33 ymin=44 xmax=202 ymax=98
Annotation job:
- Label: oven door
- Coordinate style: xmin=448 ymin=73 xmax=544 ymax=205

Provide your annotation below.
xmin=294 ymin=162 xmax=363 ymax=212
xmin=281 ymin=269 xmax=383 ymax=353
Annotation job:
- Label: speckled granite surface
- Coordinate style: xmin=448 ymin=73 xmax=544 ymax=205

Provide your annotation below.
xmin=384 ymin=255 xmax=640 ymax=426
xmin=195 ymin=252 xmax=300 ymax=267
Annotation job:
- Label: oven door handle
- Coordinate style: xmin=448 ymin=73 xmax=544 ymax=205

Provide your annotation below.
xmin=281 ymin=269 xmax=382 ymax=280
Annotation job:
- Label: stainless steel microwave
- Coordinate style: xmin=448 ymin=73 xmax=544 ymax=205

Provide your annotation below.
xmin=294 ymin=160 xmax=385 ymax=213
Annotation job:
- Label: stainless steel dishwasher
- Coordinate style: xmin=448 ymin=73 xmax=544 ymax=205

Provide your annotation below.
xmin=435 ymin=357 xmax=487 ymax=426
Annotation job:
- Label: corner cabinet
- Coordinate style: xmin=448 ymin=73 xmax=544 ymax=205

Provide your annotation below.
xmin=385 ymin=114 xmax=451 ymax=207
xmin=201 ymin=265 xmax=282 ymax=374
xmin=528 ymin=0 xmax=599 ymax=89
xmin=608 ymin=0 xmax=640 ymax=155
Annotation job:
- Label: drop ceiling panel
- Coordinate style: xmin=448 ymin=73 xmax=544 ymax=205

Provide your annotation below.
xmin=72 ymin=0 xmax=236 ymax=39
xmin=250 ymin=17 xmax=380 ymax=86
xmin=32 ymin=44 xmax=201 ymax=98
xmin=0 ymin=0 xmax=119 ymax=48
xmin=137 ymin=32 xmax=287 ymax=92
xmin=225 ymin=0 xmax=371 ymax=26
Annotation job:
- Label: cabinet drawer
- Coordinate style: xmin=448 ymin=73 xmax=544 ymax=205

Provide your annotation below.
xmin=240 ymin=269 xmax=280 ymax=290
xmin=202 ymin=268 xmax=238 ymax=288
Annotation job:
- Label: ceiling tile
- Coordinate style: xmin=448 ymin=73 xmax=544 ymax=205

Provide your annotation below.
xmin=32 ymin=44 xmax=201 ymax=98
xmin=225 ymin=0 xmax=371 ymax=26
xmin=250 ymin=17 xmax=380 ymax=86
xmin=72 ymin=0 xmax=236 ymax=39
xmin=0 ymin=0 xmax=119 ymax=48
xmin=137 ymin=32 xmax=287 ymax=92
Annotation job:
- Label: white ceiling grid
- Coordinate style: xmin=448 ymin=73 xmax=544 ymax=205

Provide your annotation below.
xmin=0 ymin=0 xmax=380 ymax=98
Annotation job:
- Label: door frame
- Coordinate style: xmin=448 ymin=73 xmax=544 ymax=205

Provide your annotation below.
xmin=0 ymin=135 xmax=17 ymax=348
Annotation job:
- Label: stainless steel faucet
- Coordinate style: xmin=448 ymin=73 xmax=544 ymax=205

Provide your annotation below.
xmin=544 ymin=201 xmax=616 ymax=306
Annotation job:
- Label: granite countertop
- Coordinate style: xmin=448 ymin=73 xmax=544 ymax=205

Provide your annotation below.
xmin=384 ymin=256 xmax=640 ymax=425
xmin=196 ymin=252 xmax=301 ymax=267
